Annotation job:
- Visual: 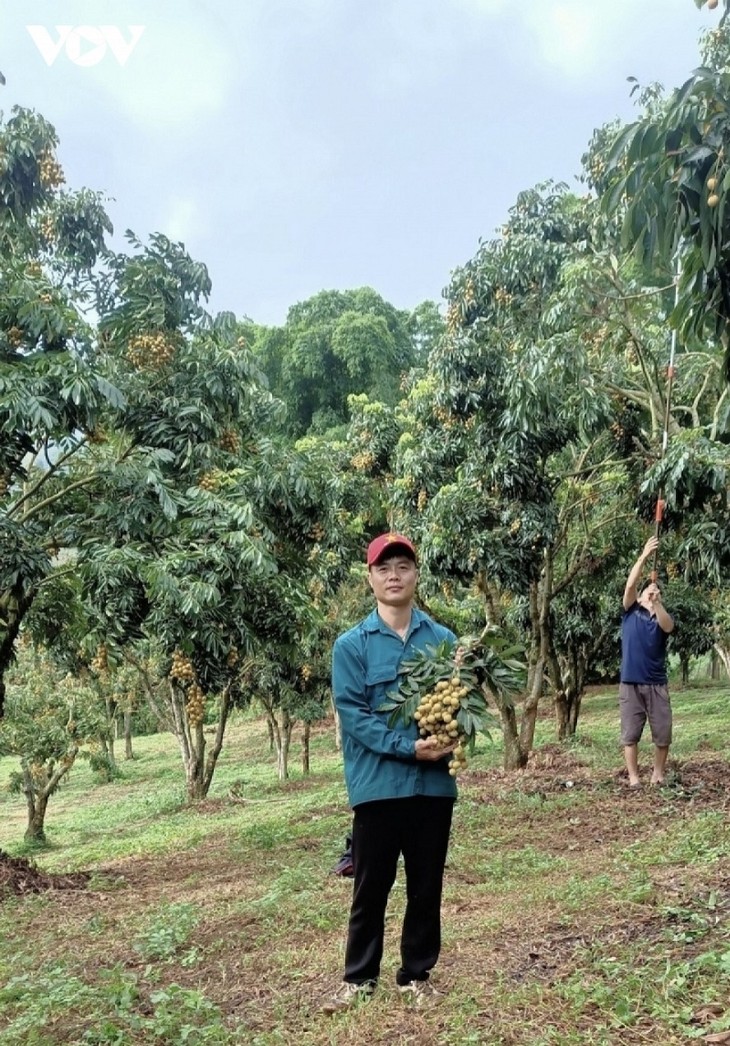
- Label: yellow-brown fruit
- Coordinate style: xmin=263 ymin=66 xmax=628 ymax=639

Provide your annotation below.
xmin=708 ymin=193 xmax=720 ymax=208
xmin=350 ymin=450 xmax=376 ymax=472
xmin=170 ymin=650 xmax=196 ymax=682
xmin=707 ymin=176 xmax=719 ymax=190
xmin=197 ymin=469 xmax=223 ymax=492
xmin=7 ymin=326 xmax=24 ymax=347
xmin=90 ymin=644 xmax=109 ymax=674
xmin=125 ymin=331 xmax=177 ymax=369
xmin=219 ymin=429 xmax=241 ymax=454
xmin=38 ymin=150 xmax=65 ymax=189
xmin=708 ymin=0 xmax=719 ymax=9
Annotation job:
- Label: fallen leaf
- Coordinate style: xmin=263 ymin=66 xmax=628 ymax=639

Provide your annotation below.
xmin=694 ymin=1004 xmax=726 ymax=1023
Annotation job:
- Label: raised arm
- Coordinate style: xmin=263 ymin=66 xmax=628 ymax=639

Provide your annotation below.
xmin=623 ymin=536 xmax=658 ymax=611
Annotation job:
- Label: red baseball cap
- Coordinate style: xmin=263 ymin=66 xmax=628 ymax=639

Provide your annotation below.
xmin=366 ymin=533 xmax=417 ymax=567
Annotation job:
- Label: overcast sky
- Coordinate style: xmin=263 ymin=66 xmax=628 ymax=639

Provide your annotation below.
xmin=0 ymin=0 xmax=719 ymax=327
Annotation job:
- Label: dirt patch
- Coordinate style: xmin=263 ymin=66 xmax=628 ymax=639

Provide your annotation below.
xmin=468 ymin=751 xmax=729 ymax=807
xmin=0 ymin=849 xmax=91 ymax=899
xmin=662 ymin=759 xmax=730 ymax=808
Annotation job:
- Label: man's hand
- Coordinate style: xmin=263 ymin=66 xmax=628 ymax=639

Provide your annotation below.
xmin=641 ymin=535 xmax=659 ymax=562
xmin=415 ymin=738 xmax=455 ymax=761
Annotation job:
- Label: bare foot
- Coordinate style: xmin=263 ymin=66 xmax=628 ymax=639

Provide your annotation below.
xmin=628 ymin=776 xmax=641 ymax=788
xmin=650 ymin=776 xmax=664 ymax=786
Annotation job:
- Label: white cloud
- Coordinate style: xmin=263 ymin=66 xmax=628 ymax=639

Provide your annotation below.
xmin=524 ymin=2 xmax=597 ymax=77
xmin=453 ymin=0 xmax=508 ymax=13
xmin=6 ymin=1 xmax=237 ymax=132
xmin=161 ymin=196 xmax=204 ymax=245
xmin=96 ymin=15 xmax=237 ymax=130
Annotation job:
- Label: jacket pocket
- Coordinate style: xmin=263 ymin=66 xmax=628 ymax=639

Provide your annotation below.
xmin=365 ymin=662 xmax=399 ymax=709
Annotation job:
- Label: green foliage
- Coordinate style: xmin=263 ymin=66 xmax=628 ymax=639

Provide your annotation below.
xmin=251 ymin=287 xmax=420 ymax=435
xmin=598 ymin=22 xmax=730 ymax=371
xmin=1 ymin=649 xmax=103 ymax=773
xmin=0 ymin=964 xmax=236 ymax=1046
xmin=134 ymin=902 xmax=200 ymax=961
xmin=378 ymin=629 xmax=526 ymax=744
xmin=664 ymin=579 xmax=715 ymax=663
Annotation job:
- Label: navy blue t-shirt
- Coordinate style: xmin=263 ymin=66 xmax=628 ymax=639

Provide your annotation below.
xmin=620 ymin=602 xmax=670 ymax=684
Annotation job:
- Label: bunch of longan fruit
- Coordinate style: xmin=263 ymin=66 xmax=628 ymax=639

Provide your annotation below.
xmin=125 ymin=331 xmax=177 ymax=369
xmin=414 ymin=676 xmax=470 ymax=776
xmin=185 ymin=682 xmax=206 ymax=728
xmin=169 ymin=651 xmax=206 ymax=727
xmin=169 ymin=649 xmax=196 ymax=683
xmin=90 ymin=644 xmax=109 ymax=674
xmin=38 ymin=150 xmax=65 ymax=189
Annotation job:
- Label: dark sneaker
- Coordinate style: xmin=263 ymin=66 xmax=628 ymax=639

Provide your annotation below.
xmin=322 ymin=981 xmax=375 ymax=1014
xmin=398 ymin=979 xmax=443 ymax=1006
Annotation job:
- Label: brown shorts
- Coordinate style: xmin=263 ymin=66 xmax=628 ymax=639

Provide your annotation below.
xmin=619 ymin=683 xmax=672 ymax=747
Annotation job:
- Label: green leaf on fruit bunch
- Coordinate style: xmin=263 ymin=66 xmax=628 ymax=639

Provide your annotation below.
xmin=462 ymin=630 xmax=527 ymax=701
xmin=377 ymin=640 xmax=456 ymax=727
xmin=456 ymin=707 xmax=476 ymax=739
xmin=379 ymin=688 xmax=421 ymax=729
xmin=456 ymin=704 xmax=497 ymax=743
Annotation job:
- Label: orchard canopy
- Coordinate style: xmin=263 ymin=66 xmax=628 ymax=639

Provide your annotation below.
xmin=2 ymin=9 xmax=730 ymax=808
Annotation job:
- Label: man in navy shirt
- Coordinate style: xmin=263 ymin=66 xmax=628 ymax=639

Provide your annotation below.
xmin=619 ymin=535 xmax=675 ymax=787
xmin=324 ymin=533 xmax=457 ymax=1013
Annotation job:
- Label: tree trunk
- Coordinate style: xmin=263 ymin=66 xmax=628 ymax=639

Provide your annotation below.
xmin=23 ymin=766 xmax=50 ymax=843
xmin=495 ymin=697 xmax=528 ymax=769
xmin=22 ymin=750 xmax=77 ymax=844
xmin=302 ymin=722 xmax=310 ymax=774
xmin=713 ymin=643 xmax=730 ymax=679
xmin=123 ymin=708 xmax=134 ymax=760
xmin=167 ymin=680 xmax=206 ymax=802
xmin=0 ymin=585 xmax=35 ymax=719
xmin=709 ymin=649 xmax=721 ymax=680
xmin=202 ymin=683 xmax=233 ymax=797
xmin=185 ymin=719 xmax=206 ymax=801
xmin=568 ymin=691 xmax=582 ymax=735
xmin=681 ymin=657 xmax=690 ymax=686
xmin=518 ymin=573 xmax=551 ymax=760
xmin=167 ymin=680 xmax=233 ymax=802
xmin=476 ymin=572 xmax=504 ymax=627
xmin=104 ymin=696 xmax=118 ymax=766
xmin=267 ymin=716 xmax=275 ymax=752
xmin=266 ymin=707 xmax=293 ymax=781
xmin=277 ymin=710 xmax=292 ymax=781
xmin=24 ymin=796 xmax=49 ymax=844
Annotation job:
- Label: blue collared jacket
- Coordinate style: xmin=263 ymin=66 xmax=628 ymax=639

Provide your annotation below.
xmin=332 ymin=607 xmax=458 ymax=809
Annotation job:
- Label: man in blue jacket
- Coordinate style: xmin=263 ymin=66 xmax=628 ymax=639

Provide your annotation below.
xmin=620 ymin=535 xmax=675 ymax=787
xmin=324 ymin=532 xmax=457 ymax=1013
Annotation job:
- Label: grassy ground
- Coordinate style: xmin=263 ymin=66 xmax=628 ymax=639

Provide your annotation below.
xmin=0 ymin=681 xmax=729 ymax=1045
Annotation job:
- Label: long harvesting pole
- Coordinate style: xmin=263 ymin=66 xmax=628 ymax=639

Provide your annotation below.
xmin=650 ymin=256 xmax=681 ymax=583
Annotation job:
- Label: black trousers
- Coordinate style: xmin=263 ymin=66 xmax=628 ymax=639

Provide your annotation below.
xmin=344 ymin=795 xmax=454 ymax=986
